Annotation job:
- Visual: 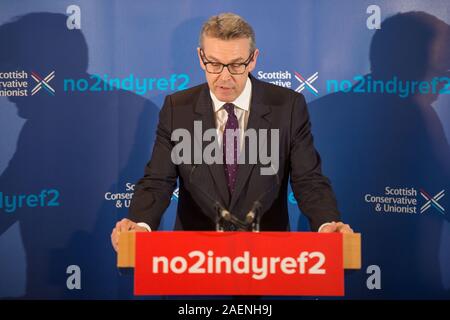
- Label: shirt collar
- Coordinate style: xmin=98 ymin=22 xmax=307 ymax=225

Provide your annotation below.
xmin=210 ymin=77 xmax=252 ymax=112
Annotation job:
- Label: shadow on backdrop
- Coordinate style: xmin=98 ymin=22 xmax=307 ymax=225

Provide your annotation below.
xmin=0 ymin=12 xmax=159 ymax=298
xmin=308 ymin=11 xmax=450 ymax=299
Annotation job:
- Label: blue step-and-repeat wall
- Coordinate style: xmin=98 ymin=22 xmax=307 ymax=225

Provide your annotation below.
xmin=0 ymin=0 xmax=449 ymax=299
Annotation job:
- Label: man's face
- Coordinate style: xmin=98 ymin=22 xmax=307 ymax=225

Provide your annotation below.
xmin=198 ymin=36 xmax=259 ymax=102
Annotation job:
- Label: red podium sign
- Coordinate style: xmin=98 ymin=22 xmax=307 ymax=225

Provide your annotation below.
xmin=134 ymin=232 xmax=344 ymax=296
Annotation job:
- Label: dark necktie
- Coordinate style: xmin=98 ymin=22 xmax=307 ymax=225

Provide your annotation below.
xmin=222 ymin=103 xmax=239 ymax=194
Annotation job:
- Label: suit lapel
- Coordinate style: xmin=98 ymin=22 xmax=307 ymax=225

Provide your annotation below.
xmin=194 ymin=85 xmax=231 ymax=207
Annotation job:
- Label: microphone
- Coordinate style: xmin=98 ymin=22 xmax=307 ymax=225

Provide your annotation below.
xmin=189 ymin=164 xmax=280 ymax=232
xmin=220 ymin=208 xmax=251 ymax=231
xmin=246 ymin=201 xmax=261 ymax=224
xmin=189 ymin=165 xmax=240 ymax=231
xmin=245 ymin=167 xmax=281 ymax=232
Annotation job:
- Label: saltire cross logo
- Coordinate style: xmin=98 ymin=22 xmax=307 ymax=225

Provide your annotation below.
xmin=420 ymin=189 xmax=445 ymax=214
xmin=294 ymin=71 xmax=318 ymax=96
xmin=171 ymin=187 xmax=179 ymax=201
xmin=31 ymin=71 xmax=55 ymax=96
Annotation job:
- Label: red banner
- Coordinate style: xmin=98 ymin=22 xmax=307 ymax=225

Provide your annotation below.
xmin=134 ymin=231 xmax=344 ymax=296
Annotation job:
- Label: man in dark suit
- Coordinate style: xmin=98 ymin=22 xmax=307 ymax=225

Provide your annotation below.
xmin=111 ymin=13 xmax=352 ymax=251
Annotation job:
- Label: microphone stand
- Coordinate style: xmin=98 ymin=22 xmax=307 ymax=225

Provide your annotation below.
xmin=245 ymin=168 xmax=281 ymax=232
xmin=189 ymin=165 xmax=248 ymax=231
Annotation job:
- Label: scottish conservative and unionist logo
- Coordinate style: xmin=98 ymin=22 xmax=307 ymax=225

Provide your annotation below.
xmin=364 ymin=186 xmax=445 ymax=215
xmin=31 ymin=71 xmax=56 ymax=96
xmin=420 ymin=189 xmax=445 ymax=215
xmin=0 ymin=70 xmax=55 ymax=97
xmin=104 ymin=183 xmax=179 ymax=209
xmin=256 ymin=70 xmax=319 ymax=96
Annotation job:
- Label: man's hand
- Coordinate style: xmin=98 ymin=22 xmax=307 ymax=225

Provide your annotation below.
xmin=319 ymin=221 xmax=354 ymax=233
xmin=111 ymin=218 xmax=148 ymax=252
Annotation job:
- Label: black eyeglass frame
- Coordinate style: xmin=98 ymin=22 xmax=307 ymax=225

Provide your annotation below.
xmin=199 ymin=48 xmax=255 ymax=75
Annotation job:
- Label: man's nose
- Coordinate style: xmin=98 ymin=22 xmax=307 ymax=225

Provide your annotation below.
xmin=219 ymin=66 xmax=232 ymax=81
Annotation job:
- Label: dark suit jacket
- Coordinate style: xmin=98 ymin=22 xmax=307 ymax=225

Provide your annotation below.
xmin=129 ymin=74 xmax=340 ymax=231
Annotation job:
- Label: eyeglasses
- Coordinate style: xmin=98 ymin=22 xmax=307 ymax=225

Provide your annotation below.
xmin=200 ymin=48 xmax=254 ymax=75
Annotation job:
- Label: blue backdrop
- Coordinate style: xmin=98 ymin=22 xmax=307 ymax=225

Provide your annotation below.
xmin=0 ymin=0 xmax=449 ymax=299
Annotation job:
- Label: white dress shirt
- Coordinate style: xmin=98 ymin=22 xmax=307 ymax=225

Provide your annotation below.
xmin=211 ymin=77 xmax=252 ymax=150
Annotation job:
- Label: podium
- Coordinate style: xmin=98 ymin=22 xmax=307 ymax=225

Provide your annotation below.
xmin=117 ymin=231 xmax=361 ymax=296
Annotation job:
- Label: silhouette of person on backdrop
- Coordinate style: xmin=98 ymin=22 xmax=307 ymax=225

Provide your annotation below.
xmin=309 ymin=11 xmax=450 ymax=299
xmin=0 ymin=13 xmax=159 ymax=298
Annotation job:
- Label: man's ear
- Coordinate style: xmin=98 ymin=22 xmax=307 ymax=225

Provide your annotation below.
xmin=197 ymin=47 xmax=206 ymax=71
xmin=247 ymin=48 xmax=259 ymax=73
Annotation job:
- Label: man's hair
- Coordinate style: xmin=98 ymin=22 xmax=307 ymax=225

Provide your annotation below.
xmin=199 ymin=13 xmax=256 ymax=52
